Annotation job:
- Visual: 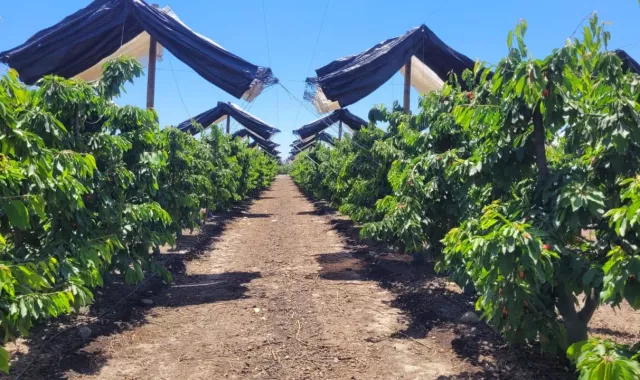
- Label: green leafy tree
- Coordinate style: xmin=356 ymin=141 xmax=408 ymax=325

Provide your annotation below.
xmin=291 ymin=16 xmax=640 ymax=378
xmin=0 ymin=57 xmax=276 ymax=372
xmin=438 ymin=16 xmax=640 ymax=365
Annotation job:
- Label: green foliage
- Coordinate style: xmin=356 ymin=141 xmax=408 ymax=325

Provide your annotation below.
xmin=439 ymin=15 xmax=640 ymax=357
xmin=291 ymin=125 xmax=393 ymax=226
xmin=0 ymin=58 xmax=276 ymax=372
xmin=290 ymin=15 xmax=640 ymax=377
xmin=277 ymin=162 xmax=292 ymax=175
xmin=568 ymin=339 xmax=640 ymax=379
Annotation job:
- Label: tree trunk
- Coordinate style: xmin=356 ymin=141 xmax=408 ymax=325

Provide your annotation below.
xmin=556 ymin=285 xmax=600 ymax=346
xmin=532 ymin=106 xmax=549 ymax=182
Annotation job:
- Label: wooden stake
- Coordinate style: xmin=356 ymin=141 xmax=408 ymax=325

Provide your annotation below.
xmin=403 ymin=57 xmax=412 ymax=114
xmin=226 ymin=116 xmax=231 ymax=134
xmin=338 ymin=120 xmax=343 ymax=140
xmin=146 ymin=4 xmax=160 ymax=109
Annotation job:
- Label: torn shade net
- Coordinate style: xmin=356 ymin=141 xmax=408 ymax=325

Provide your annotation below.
xmin=0 ymin=0 xmax=275 ymax=101
xmin=293 ymin=109 xmax=366 ymax=141
xmin=178 ymin=102 xmax=279 ymax=139
xmin=305 ymin=24 xmax=474 ymax=113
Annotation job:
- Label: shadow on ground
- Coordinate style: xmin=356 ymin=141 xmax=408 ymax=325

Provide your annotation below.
xmin=5 ymin=195 xmax=268 ymax=380
xmin=302 ymin=191 xmax=572 ymax=380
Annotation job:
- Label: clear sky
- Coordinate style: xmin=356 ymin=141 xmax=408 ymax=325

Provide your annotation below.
xmin=1 ymin=0 xmax=639 ymax=158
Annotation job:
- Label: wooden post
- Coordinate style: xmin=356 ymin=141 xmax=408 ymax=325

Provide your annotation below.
xmin=338 ymin=120 xmax=343 ymax=140
xmin=226 ymin=116 xmax=231 ymax=134
xmin=403 ymin=57 xmax=412 ymax=114
xmin=146 ymin=4 xmax=159 ymax=109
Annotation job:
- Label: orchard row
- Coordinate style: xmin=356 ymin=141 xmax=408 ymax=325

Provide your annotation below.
xmin=0 ymin=58 xmax=277 ymax=371
xmin=292 ymin=17 xmax=640 ymax=379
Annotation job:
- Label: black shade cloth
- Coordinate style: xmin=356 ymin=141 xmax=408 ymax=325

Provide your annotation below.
xmin=234 ymin=128 xmax=279 ymax=149
xmin=305 ymin=24 xmax=474 ymax=108
xmin=179 ymin=102 xmax=280 ymax=139
xmin=616 ymin=49 xmax=640 ymax=75
xmin=292 ymin=139 xmax=321 ymax=154
xmin=249 ymin=140 xmax=280 ymax=156
xmin=291 ymin=132 xmax=335 ymax=149
xmin=293 ymin=109 xmax=366 ymax=141
xmin=0 ymin=0 xmax=275 ymax=98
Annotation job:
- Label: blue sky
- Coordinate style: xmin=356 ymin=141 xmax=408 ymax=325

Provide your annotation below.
xmin=1 ymin=0 xmax=639 ymax=158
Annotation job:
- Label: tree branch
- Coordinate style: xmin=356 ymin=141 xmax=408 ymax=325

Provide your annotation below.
xmin=556 ymin=283 xmax=579 ymax=320
xmin=578 ymin=287 xmax=600 ymax=324
xmin=532 ymin=104 xmax=549 ymax=182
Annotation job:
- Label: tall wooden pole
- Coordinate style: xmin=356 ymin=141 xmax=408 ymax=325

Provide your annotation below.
xmin=403 ymin=57 xmax=412 ymax=114
xmin=226 ymin=116 xmax=231 ymax=134
xmin=338 ymin=120 xmax=343 ymax=140
xmin=146 ymin=4 xmax=159 ymax=109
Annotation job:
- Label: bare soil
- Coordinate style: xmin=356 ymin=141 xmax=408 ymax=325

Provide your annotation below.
xmin=4 ymin=175 xmax=639 ymax=379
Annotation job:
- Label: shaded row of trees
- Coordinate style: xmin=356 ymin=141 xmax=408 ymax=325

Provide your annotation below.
xmin=0 ymin=58 xmax=277 ymax=371
xmin=292 ymin=17 xmax=640 ymax=379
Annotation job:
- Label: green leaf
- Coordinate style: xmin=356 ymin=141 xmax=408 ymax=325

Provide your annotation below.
xmin=515 ymin=76 xmax=526 ymax=96
xmin=2 ymin=199 xmax=30 ymax=230
xmin=0 ymin=346 xmax=8 ymax=374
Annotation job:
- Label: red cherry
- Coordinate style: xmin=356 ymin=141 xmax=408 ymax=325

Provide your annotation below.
xmin=466 ymin=92 xmax=474 ymax=100
xmin=543 ymin=244 xmax=551 ymax=250
xmin=519 ymin=271 xmax=525 ymax=279
xmin=542 ymin=89 xmax=549 ymax=97
xmin=502 ymin=306 xmax=508 ymax=318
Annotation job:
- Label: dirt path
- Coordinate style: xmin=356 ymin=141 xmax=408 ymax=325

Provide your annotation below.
xmin=42 ymin=175 xmax=567 ymax=380
xmin=7 ymin=175 xmax=638 ymax=379
xmin=58 ymin=176 xmax=456 ymax=379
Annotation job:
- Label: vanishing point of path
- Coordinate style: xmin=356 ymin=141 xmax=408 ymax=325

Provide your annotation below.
xmin=60 ymin=176 xmax=555 ymax=379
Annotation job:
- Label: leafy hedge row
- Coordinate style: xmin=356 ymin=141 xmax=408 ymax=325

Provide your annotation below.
xmin=292 ymin=17 xmax=640 ymax=379
xmin=0 ymin=58 xmax=276 ymax=371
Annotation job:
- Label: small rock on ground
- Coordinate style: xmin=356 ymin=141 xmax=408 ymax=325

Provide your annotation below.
xmin=77 ymin=326 xmax=92 ymax=339
xmin=460 ymin=311 xmax=480 ymax=324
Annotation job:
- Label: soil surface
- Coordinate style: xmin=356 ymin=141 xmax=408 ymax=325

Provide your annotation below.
xmin=5 ymin=176 xmax=639 ymax=379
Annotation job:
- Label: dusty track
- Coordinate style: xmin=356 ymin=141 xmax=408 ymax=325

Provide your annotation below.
xmin=73 ymin=175 xmax=461 ymax=379
xmin=20 ymin=175 xmax=640 ymax=379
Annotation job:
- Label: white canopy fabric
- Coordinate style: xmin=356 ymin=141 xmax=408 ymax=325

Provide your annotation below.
xmin=312 ymin=87 xmax=341 ymax=114
xmin=75 ymin=31 xmax=164 ymax=82
xmin=311 ymin=54 xmax=445 ymax=114
xmin=399 ymin=56 xmax=444 ymax=96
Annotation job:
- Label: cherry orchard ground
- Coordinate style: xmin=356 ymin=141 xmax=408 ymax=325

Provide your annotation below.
xmin=5 ymin=176 xmax=639 ymax=379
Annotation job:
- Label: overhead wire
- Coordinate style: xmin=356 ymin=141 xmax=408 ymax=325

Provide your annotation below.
xmin=260 ymin=0 xmax=280 ymax=132
xmin=292 ymin=0 xmax=331 ymax=135
xmin=167 ymin=54 xmax=191 ymax=119
xmin=279 ymin=83 xmax=372 ymax=152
